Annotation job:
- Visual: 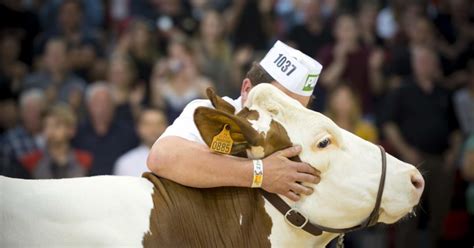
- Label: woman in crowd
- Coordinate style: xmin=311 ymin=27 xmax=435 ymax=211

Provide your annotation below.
xmin=151 ymin=37 xmax=212 ymax=122
xmin=325 ymin=84 xmax=378 ymax=143
xmin=107 ymin=55 xmax=144 ymax=122
xmin=115 ymin=19 xmax=160 ymax=105
xmin=193 ymin=10 xmax=235 ymax=97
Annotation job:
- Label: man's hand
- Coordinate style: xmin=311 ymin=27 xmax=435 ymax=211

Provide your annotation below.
xmin=262 ymin=145 xmax=320 ymax=201
xmin=400 ymin=146 xmax=423 ymax=165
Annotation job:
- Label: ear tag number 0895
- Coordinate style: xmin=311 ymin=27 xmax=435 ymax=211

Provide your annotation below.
xmin=210 ymin=124 xmax=233 ymax=154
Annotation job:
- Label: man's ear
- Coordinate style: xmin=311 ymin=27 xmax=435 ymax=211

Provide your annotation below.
xmin=206 ymin=88 xmax=236 ymax=114
xmin=194 ymin=107 xmax=263 ymax=156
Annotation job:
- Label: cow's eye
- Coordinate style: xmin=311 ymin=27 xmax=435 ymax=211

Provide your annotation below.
xmin=318 ymin=138 xmax=331 ymax=148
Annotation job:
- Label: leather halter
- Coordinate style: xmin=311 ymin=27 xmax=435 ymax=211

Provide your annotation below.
xmin=261 ymin=145 xmax=387 ymax=236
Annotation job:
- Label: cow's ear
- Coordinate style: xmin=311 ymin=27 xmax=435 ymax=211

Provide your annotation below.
xmin=206 ymin=88 xmax=236 ymax=114
xmin=194 ymin=107 xmax=262 ymax=156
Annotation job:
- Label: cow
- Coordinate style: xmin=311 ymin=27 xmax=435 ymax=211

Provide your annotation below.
xmin=0 ymin=83 xmax=424 ymax=247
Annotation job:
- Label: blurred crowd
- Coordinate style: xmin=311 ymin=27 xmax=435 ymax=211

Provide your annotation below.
xmin=0 ymin=0 xmax=473 ymax=247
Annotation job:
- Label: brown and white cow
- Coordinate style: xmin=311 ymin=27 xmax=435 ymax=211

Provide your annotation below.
xmin=0 ymin=84 xmax=423 ymax=247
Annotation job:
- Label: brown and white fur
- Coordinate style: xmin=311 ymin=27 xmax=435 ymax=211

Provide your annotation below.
xmin=0 ymin=84 xmax=423 ymax=247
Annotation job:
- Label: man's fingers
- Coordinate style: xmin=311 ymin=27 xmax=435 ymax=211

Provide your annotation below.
xmin=284 ymin=191 xmax=301 ymax=201
xmin=278 ymin=145 xmax=302 ymax=158
xmin=296 ymin=163 xmax=318 ymax=175
xmin=295 ymin=173 xmax=320 ymax=184
xmin=290 ymin=183 xmax=313 ymax=196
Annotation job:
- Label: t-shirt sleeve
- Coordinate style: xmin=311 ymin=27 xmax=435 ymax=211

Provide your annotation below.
xmin=158 ymin=99 xmax=212 ymax=144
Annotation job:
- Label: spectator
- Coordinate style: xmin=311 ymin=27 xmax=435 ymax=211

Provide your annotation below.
xmin=287 ymin=0 xmax=332 ymax=58
xmin=0 ymin=1 xmax=41 ymax=65
xmin=453 ymin=61 xmax=474 ymax=136
xmin=386 ymin=16 xmax=438 ymax=89
xmin=226 ymin=0 xmax=274 ymax=51
xmin=115 ymin=19 xmax=159 ymax=88
xmin=382 ymin=46 xmax=461 ymax=248
xmin=151 ymin=37 xmax=212 ymax=122
xmin=325 ymin=84 xmax=378 ymax=143
xmin=433 ymin=0 xmax=474 ymax=77
xmin=35 ymin=0 xmax=101 ymax=81
xmin=375 ymin=0 xmax=408 ymax=42
xmin=131 ymin=0 xmax=196 ymax=38
xmin=0 ymin=35 xmax=26 ymax=133
xmin=38 ymin=0 xmax=104 ymax=32
xmin=113 ymin=108 xmax=167 ymax=177
xmin=19 ymin=104 xmax=92 ymax=179
xmin=318 ymin=14 xmax=384 ymax=114
xmin=228 ymin=46 xmax=262 ymax=100
xmin=193 ymin=10 xmax=235 ymax=97
xmin=73 ymin=83 xmax=139 ymax=176
xmin=107 ymin=55 xmax=144 ymax=122
xmin=357 ymin=1 xmax=383 ymax=48
xmin=0 ymin=35 xmax=28 ymax=99
xmin=1 ymin=89 xmax=46 ymax=178
xmin=23 ymin=38 xmax=86 ymax=112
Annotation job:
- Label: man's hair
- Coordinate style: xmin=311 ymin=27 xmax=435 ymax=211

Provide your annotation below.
xmin=44 ymin=104 xmax=77 ymax=128
xmin=85 ymin=82 xmax=114 ymax=103
xmin=138 ymin=107 xmax=167 ymax=124
xmin=245 ymin=62 xmax=275 ymax=86
xmin=244 ymin=61 xmax=315 ymax=108
xmin=19 ymin=89 xmax=45 ymax=108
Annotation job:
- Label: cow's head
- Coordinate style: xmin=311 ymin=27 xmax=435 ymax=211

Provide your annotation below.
xmin=194 ymin=84 xmax=424 ymax=229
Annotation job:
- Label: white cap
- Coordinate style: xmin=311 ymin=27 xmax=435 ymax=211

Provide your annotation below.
xmin=259 ymin=40 xmax=323 ymax=96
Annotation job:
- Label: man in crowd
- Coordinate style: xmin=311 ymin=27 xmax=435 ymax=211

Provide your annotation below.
xmin=382 ymin=46 xmax=461 ymax=248
xmin=24 ymin=38 xmax=86 ymax=111
xmin=147 ymin=41 xmax=322 ymax=202
xmin=114 ymin=108 xmax=167 ymax=177
xmin=1 ymin=89 xmax=46 ymax=178
xmin=73 ymin=83 xmax=138 ymax=176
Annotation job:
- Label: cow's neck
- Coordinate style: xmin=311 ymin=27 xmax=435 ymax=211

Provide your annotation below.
xmin=263 ymin=196 xmax=338 ymax=247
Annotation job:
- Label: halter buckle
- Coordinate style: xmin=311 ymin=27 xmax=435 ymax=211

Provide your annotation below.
xmin=284 ymin=208 xmax=309 ymax=229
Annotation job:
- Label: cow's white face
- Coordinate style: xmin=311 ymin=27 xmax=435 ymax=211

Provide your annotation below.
xmin=245 ymin=84 xmax=424 ymax=228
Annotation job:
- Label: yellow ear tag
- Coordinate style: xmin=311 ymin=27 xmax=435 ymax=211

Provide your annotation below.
xmin=210 ymin=124 xmax=233 ymax=154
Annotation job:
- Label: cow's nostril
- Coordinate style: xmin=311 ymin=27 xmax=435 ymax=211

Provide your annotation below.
xmin=411 ymin=174 xmax=425 ymax=190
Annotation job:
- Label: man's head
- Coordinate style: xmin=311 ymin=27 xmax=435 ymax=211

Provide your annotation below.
xmin=411 ymin=46 xmax=440 ymax=81
xmin=302 ymin=0 xmax=322 ymax=23
xmin=241 ymin=41 xmax=323 ymax=108
xmin=334 ymin=14 xmax=359 ymax=44
xmin=85 ymin=83 xmax=115 ymax=130
xmin=107 ymin=55 xmax=137 ymax=88
xmin=43 ymin=39 xmax=68 ymax=74
xmin=20 ymin=89 xmax=46 ymax=135
xmin=58 ymin=0 xmax=83 ymax=32
xmin=137 ymin=109 xmax=168 ymax=148
xmin=43 ymin=104 xmax=77 ymax=146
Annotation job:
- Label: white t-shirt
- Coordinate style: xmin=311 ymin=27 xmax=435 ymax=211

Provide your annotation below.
xmin=159 ymin=96 xmax=242 ymax=144
xmin=113 ymin=145 xmax=150 ymax=177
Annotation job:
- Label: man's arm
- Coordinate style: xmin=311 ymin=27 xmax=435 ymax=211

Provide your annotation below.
xmin=383 ymin=123 xmax=422 ymax=165
xmin=147 ymin=136 xmax=319 ymax=201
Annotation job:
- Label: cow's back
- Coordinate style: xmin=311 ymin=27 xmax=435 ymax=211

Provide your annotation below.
xmin=142 ymin=173 xmax=272 ymax=247
xmin=1 ymin=175 xmax=155 ymax=247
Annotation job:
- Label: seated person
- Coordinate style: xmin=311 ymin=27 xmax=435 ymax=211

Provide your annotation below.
xmin=20 ymin=104 xmax=92 ymax=179
xmin=114 ymin=108 xmax=167 ymax=177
